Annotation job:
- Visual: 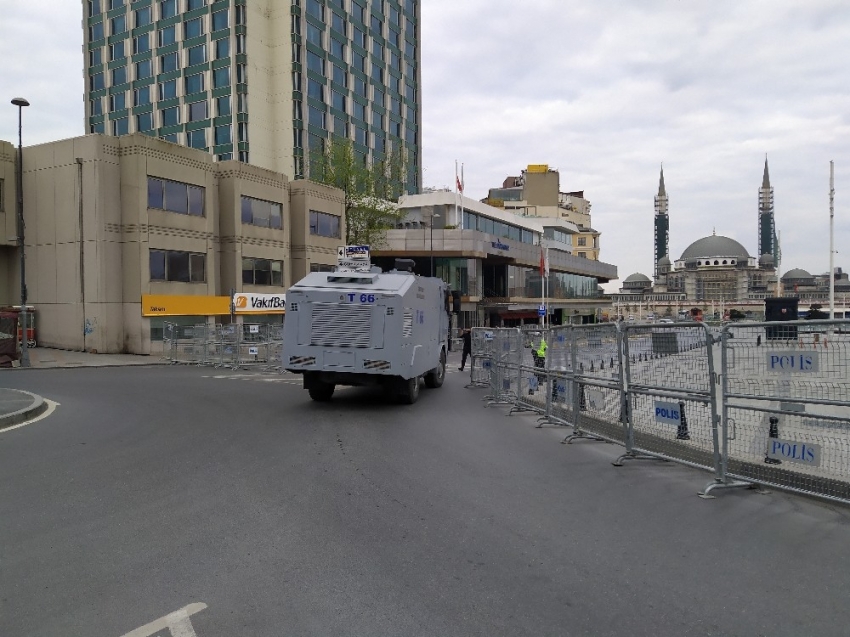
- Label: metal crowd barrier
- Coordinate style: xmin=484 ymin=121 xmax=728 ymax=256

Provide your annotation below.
xmin=466 ymin=317 xmax=850 ymax=504
xmin=703 ymin=319 xmax=850 ymax=503
xmin=615 ymin=322 xmax=721 ymax=475
xmin=161 ymin=322 xmax=285 ymax=371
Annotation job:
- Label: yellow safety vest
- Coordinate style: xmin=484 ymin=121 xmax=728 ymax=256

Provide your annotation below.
xmin=536 ymin=339 xmax=547 ymax=358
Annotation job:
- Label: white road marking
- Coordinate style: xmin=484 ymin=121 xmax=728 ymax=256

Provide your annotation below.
xmin=119 ymin=602 xmax=207 ymax=637
xmin=0 ymin=399 xmax=60 ymax=434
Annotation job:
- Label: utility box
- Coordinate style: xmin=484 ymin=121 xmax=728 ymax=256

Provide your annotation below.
xmin=765 ymin=297 xmax=799 ymax=340
xmin=283 ymin=265 xmax=453 ymax=404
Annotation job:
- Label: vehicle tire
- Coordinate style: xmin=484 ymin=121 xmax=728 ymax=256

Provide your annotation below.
xmin=398 ymin=376 xmax=420 ymax=404
xmin=424 ymin=349 xmax=446 ymax=388
xmin=308 ymin=382 xmax=335 ymax=402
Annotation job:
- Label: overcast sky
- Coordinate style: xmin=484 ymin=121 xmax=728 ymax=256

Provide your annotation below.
xmin=1 ymin=0 xmax=848 ymax=291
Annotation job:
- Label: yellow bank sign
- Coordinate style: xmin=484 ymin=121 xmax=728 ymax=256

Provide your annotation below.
xmin=526 ymin=164 xmax=549 ymax=174
xmin=142 ymin=294 xmax=230 ymax=317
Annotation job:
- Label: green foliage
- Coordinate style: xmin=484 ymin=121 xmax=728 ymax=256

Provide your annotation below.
xmin=729 ymin=308 xmax=747 ymax=321
xmin=309 ymin=137 xmax=408 ymax=248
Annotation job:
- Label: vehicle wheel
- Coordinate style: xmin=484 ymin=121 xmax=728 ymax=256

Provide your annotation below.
xmin=424 ymin=349 xmax=446 ymax=388
xmin=398 ymin=376 xmax=420 ymax=404
xmin=308 ymin=382 xmax=335 ymax=402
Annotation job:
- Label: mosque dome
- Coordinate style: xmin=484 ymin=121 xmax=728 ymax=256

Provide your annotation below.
xmin=680 ymin=235 xmax=751 ymax=261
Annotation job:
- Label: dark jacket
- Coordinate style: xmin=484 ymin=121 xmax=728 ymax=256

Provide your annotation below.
xmin=462 ymin=330 xmax=472 ymax=354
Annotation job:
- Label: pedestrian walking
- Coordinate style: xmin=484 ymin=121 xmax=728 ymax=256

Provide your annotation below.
xmin=459 ymin=328 xmax=472 ymax=371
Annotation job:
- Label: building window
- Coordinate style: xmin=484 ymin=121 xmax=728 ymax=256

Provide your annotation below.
xmin=352 ymin=51 xmax=365 ymax=73
xmin=159 ymin=79 xmax=177 ymax=100
xmin=147 ymin=177 xmax=205 ymax=216
xmin=188 ymin=100 xmax=208 ymax=121
xmin=187 ymin=0 xmax=206 ymax=9
xmin=241 ymin=196 xmax=283 ymax=229
xmin=160 ymin=133 xmax=179 ymax=144
xmin=89 ymin=22 xmax=104 ymax=41
xmin=90 ymin=98 xmax=103 ymax=116
xmin=307 ymin=78 xmax=324 ymax=101
xmin=237 ymin=93 xmax=248 ymax=113
xmin=331 ymin=12 xmax=346 ymax=34
xmin=187 ymin=128 xmax=206 ymax=149
xmin=330 ymin=38 xmax=345 ymax=60
xmin=310 ymin=263 xmax=336 ymax=273
xmin=332 ymin=63 xmax=347 ymax=87
xmin=187 ymin=44 xmax=207 ymax=66
xmin=89 ymin=48 xmax=102 ymax=66
xmin=109 ymin=92 xmax=126 ymax=111
xmin=162 ymin=106 xmax=180 ymax=126
xmin=306 ymin=51 xmax=324 ymax=75
xmin=214 ymin=124 xmax=231 ymax=145
xmin=578 ymin=252 xmax=587 ymax=259
xmin=185 ymin=72 xmax=205 ymax=94
xmin=160 ymin=0 xmax=177 ymax=19
xmin=577 ymin=237 xmax=586 ymax=246
xmin=91 ymin=122 xmax=106 ymax=134
xmin=111 ymin=15 xmax=127 ymax=36
xmin=236 ymin=64 xmax=247 ymax=83
xmin=134 ymin=86 xmax=151 ymax=106
xmin=161 ymin=52 xmax=179 ymax=73
xmin=135 ymin=7 xmax=152 ymax=27
xmin=109 ymin=0 xmax=124 ymax=8
xmin=112 ymin=66 xmax=127 ymax=86
xmin=216 ymin=96 xmax=231 ymax=116
xmin=150 ymin=249 xmax=206 ymax=283
xmin=308 ymin=105 xmax=326 ymax=129
xmin=238 ymin=122 xmax=248 ymax=142
xmin=309 ymin=210 xmax=342 ymax=238
xmin=332 ymin=90 xmax=346 ymax=112
xmin=89 ymin=0 xmax=102 ymax=16
xmin=184 ymin=17 xmax=203 ymax=39
xmin=307 ymin=22 xmax=323 ymax=47
xmin=134 ymin=34 xmax=151 ymax=54
xmin=212 ymin=9 xmax=229 ymax=31
xmin=110 ymin=41 xmax=124 ymax=61
xmin=112 ymin=117 xmax=129 ymax=135
xmin=306 ymin=0 xmax=323 ymax=20
xmin=242 ymin=258 xmax=284 ymax=286
xmin=213 ymin=66 xmax=230 ymax=88
xmin=137 ymin=112 xmax=154 ymax=132
xmin=158 ymin=25 xmax=176 ymax=46
xmin=215 ymin=38 xmax=230 ymax=59
xmin=136 ymin=59 xmax=153 ymax=80
xmin=352 ymin=101 xmax=365 ymax=121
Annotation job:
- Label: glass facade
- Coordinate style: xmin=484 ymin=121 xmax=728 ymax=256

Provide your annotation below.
xmin=84 ymin=0 xmax=421 ymax=184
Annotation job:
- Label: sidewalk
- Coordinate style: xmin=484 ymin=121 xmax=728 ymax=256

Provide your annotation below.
xmin=4 ymin=347 xmax=167 ymax=370
xmin=0 ymin=388 xmax=48 ymax=429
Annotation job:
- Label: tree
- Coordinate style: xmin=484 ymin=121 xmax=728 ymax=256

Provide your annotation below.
xmin=309 ymin=137 xmax=408 ymax=247
xmin=729 ymin=308 xmax=747 ymax=321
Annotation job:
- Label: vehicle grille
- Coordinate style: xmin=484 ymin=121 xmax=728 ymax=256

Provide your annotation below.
xmin=402 ymin=310 xmax=413 ymax=338
xmin=311 ymin=303 xmax=372 ymax=347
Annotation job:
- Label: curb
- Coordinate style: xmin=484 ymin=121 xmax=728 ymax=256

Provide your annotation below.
xmin=0 ymin=391 xmax=50 ymax=430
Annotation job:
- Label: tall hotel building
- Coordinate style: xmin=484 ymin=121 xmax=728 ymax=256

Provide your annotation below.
xmin=82 ymin=0 xmax=422 ymax=190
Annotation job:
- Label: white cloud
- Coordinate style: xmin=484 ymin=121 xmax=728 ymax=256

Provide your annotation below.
xmin=1 ymin=0 xmax=848 ymax=291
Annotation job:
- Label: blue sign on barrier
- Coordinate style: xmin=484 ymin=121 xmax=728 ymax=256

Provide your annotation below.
xmin=538 ymin=305 xmax=546 ymax=317
xmin=482 ymin=359 xmax=492 ymax=369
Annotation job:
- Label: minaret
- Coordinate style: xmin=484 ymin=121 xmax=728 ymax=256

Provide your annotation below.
xmin=654 ymin=165 xmax=669 ymax=280
xmin=758 ymin=156 xmax=778 ymax=265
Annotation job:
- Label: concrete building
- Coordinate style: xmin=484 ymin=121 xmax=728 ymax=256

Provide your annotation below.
xmin=81 ymin=0 xmax=421 ymax=190
xmin=485 ymin=165 xmax=599 ymax=260
xmin=0 ymin=133 xmax=343 ymax=354
xmin=372 ymin=190 xmax=618 ymax=327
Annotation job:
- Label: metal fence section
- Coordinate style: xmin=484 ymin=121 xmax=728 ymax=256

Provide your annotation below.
xmin=511 ymin=326 xmax=552 ymax=417
xmin=466 ymin=328 xmax=494 ymax=389
xmin=486 ymin=328 xmax=521 ymax=407
xmin=615 ymin=323 xmax=721 ymax=475
xmin=564 ymin=323 xmax=626 ymax=444
xmin=706 ymin=320 xmax=850 ymax=503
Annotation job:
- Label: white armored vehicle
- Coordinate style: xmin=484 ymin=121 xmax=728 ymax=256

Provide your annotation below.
xmin=283 ymin=259 xmax=456 ymax=404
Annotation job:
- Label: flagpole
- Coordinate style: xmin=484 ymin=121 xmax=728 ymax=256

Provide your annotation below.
xmin=455 ymin=160 xmax=460 ymax=229
xmin=830 ymin=160 xmax=835 ymax=320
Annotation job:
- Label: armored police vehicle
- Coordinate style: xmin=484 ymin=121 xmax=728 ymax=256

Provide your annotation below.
xmin=283 ymin=259 xmax=456 ymax=404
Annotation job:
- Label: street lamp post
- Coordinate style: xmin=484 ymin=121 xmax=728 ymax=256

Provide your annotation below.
xmin=11 ymin=97 xmax=30 ymax=368
xmin=430 ymin=212 xmax=440 ymax=277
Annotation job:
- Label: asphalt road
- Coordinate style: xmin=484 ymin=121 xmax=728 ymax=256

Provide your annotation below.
xmin=2 ymin=357 xmax=850 ymax=637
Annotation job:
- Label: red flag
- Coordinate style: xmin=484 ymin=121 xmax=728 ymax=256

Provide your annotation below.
xmin=456 ymin=175 xmax=464 ymax=193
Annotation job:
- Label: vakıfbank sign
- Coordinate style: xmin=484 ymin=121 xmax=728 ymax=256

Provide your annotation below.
xmin=234 ymin=293 xmax=287 ymax=314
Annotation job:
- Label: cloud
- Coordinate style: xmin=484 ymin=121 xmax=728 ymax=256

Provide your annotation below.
xmin=1 ymin=0 xmax=848 ymax=291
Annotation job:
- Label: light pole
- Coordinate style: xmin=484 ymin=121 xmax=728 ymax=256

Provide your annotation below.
xmin=430 ymin=212 xmax=440 ymax=277
xmin=12 ymin=97 xmax=30 ymax=368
